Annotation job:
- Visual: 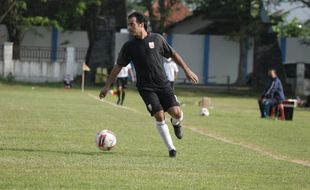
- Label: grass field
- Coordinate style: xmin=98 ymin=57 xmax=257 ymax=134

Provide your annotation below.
xmin=0 ymin=82 xmax=309 ymax=190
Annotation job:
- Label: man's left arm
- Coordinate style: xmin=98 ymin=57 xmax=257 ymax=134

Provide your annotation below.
xmin=158 ymin=34 xmax=198 ymax=83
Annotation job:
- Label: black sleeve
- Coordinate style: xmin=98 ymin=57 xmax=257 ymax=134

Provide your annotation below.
xmin=157 ymin=34 xmax=175 ymax=58
xmin=117 ymin=42 xmax=130 ymax=67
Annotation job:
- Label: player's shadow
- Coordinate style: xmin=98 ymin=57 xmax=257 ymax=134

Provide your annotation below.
xmin=0 ymin=147 xmax=116 ymax=156
xmin=0 ymin=147 xmax=169 ymax=158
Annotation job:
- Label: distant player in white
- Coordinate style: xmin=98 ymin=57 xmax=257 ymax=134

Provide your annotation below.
xmin=164 ymin=57 xmax=179 ymax=90
xmin=116 ymin=63 xmax=135 ymax=105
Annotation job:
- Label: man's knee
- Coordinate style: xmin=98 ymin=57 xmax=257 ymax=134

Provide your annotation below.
xmin=154 ymin=110 xmax=165 ymax=122
xmin=167 ymin=106 xmax=182 ymax=119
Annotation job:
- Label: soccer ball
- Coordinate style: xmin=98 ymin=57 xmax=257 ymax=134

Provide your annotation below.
xmin=96 ymin=130 xmax=117 ymax=151
xmin=200 ymin=107 xmax=210 ymax=116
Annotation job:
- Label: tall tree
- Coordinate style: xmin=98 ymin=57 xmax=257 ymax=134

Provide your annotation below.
xmin=82 ymin=0 xmax=127 ymax=83
xmin=270 ymin=0 xmax=310 ymax=43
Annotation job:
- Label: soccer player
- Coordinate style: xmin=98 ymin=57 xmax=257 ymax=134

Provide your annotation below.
xmin=99 ymin=12 xmax=199 ymax=157
xmin=164 ymin=57 xmax=179 ymax=90
xmin=116 ymin=62 xmax=135 ymax=105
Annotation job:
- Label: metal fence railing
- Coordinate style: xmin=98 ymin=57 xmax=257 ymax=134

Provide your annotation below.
xmin=3 ymin=45 xmax=87 ymax=62
xmin=13 ymin=46 xmax=67 ymax=62
xmin=75 ymin=48 xmax=87 ymax=61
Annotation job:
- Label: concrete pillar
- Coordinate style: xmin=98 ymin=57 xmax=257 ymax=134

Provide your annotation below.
xmin=3 ymin=42 xmax=13 ymax=77
xmin=42 ymin=62 xmax=47 ymax=78
xmin=13 ymin=60 xmax=21 ymax=78
xmin=53 ymin=62 xmax=60 ymax=81
xmin=65 ymin=47 xmax=75 ymax=81
xmin=296 ymin=63 xmax=305 ymax=96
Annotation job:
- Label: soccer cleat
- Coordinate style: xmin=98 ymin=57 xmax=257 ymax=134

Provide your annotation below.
xmin=169 ymin=149 xmax=176 ymax=158
xmin=116 ymin=99 xmax=121 ymax=105
xmin=171 ymin=118 xmax=183 ymax=139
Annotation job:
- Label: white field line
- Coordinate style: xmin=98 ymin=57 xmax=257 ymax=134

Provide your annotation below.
xmin=87 ymin=93 xmax=144 ymax=115
xmin=87 ymin=93 xmax=310 ymax=167
xmin=184 ymin=126 xmax=310 ymax=167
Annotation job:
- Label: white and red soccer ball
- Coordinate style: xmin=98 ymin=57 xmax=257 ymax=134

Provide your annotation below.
xmin=96 ymin=130 xmax=117 ymax=151
xmin=200 ymin=107 xmax=210 ymax=116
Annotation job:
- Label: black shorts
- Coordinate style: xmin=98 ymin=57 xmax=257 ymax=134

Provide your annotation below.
xmin=138 ymin=87 xmax=180 ymax=116
xmin=116 ymin=77 xmax=128 ymax=89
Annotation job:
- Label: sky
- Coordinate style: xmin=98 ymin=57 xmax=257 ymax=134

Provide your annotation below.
xmin=266 ymin=1 xmax=310 ymax=23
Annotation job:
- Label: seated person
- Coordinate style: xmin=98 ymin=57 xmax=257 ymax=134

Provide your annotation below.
xmin=259 ymin=69 xmax=285 ymax=118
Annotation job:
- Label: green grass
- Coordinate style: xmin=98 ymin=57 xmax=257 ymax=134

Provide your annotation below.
xmin=0 ymin=82 xmax=309 ymax=190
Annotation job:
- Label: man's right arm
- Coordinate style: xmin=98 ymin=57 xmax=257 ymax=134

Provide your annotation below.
xmin=262 ymin=80 xmax=276 ymax=99
xmin=99 ymin=64 xmax=123 ymax=99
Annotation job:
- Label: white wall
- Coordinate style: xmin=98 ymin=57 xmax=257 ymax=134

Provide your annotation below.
xmin=209 ymin=36 xmax=239 ymax=84
xmin=21 ymin=27 xmax=51 ymax=47
xmin=10 ymin=60 xmax=83 ymax=83
xmin=285 ymin=38 xmax=310 ymax=63
xmin=13 ymin=61 xmax=63 ymax=82
xmin=1 ymin=43 xmax=83 ymax=82
xmin=57 ymin=30 xmax=88 ymax=48
xmin=173 ymin=34 xmax=205 ymax=82
xmin=21 ymin=27 xmax=88 ymax=48
xmin=0 ymin=61 xmax=3 ymax=75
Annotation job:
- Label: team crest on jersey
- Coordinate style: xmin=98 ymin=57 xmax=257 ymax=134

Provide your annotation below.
xmin=147 ymin=104 xmax=153 ymax=111
xmin=148 ymin=42 xmax=155 ymax=49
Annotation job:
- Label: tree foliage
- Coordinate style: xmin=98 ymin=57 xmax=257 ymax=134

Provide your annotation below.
xmin=128 ymin=0 xmax=181 ymax=33
xmin=269 ymin=0 xmax=310 ymax=43
xmin=0 ymin=0 xmax=104 ymax=58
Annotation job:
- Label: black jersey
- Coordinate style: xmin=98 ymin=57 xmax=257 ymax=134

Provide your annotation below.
xmin=117 ymin=33 xmax=175 ymax=90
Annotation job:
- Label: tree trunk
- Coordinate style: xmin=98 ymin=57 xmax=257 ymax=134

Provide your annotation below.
xmin=0 ymin=0 xmax=16 ymax=23
xmin=235 ymin=38 xmax=247 ymax=85
xmin=144 ymin=0 xmax=157 ymax=32
xmin=84 ymin=0 xmax=127 ymax=83
xmin=253 ymin=33 xmax=286 ymax=90
xmin=7 ymin=23 xmax=22 ymax=59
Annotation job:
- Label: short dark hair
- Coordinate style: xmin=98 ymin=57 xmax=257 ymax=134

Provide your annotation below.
xmin=128 ymin=12 xmax=148 ymax=31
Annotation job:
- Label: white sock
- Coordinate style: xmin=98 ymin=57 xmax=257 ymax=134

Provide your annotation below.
xmin=155 ymin=121 xmax=176 ymax=151
xmin=171 ymin=111 xmax=183 ymax=126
